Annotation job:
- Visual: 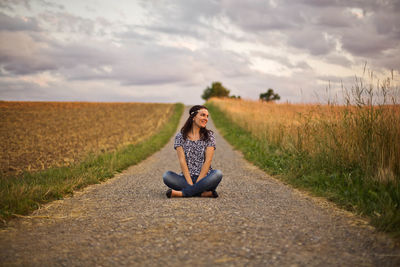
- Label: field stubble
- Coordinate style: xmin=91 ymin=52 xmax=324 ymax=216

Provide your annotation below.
xmin=0 ymin=102 xmax=174 ymax=176
xmin=0 ymin=102 xmax=183 ymax=222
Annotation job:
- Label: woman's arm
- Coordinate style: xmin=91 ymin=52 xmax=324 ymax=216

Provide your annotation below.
xmin=196 ymin=147 xmax=215 ymax=182
xmin=176 ymin=146 xmax=193 ymax=185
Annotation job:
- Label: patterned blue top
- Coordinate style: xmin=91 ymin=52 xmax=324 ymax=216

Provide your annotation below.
xmin=174 ymin=131 xmax=216 ymax=177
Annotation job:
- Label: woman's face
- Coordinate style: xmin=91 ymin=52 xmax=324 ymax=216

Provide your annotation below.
xmin=193 ymin=108 xmax=209 ymax=128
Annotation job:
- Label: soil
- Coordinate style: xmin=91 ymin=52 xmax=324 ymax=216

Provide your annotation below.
xmin=0 ymin=107 xmax=399 ymax=266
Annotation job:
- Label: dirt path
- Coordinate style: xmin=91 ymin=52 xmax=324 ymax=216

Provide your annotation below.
xmin=1 ymin=107 xmax=399 ymax=266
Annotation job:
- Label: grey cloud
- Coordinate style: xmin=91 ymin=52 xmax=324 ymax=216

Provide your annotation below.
xmin=374 ymin=51 xmax=400 ymax=71
xmin=340 ymin=28 xmax=396 ymax=56
xmin=394 ymin=1 xmax=400 ymax=12
xmin=316 ymin=15 xmax=350 ymax=28
xmin=210 ymin=50 xmax=252 ymax=78
xmin=295 ymin=61 xmax=312 ymax=70
xmin=335 ymin=2 xmax=400 ymax=57
xmin=40 ymin=11 xmax=96 ymax=35
xmin=287 ymin=29 xmax=336 ymax=55
xmin=0 ymin=0 xmax=31 ymax=11
xmin=0 ymin=78 xmax=132 ymax=102
xmin=250 ymin=51 xmax=312 ymax=70
xmin=0 ymin=0 xmax=64 ymax=11
xmin=0 ymin=12 xmax=41 ymax=31
xmin=0 ymin=28 xmax=119 ymax=76
xmin=323 ymin=54 xmax=353 ymax=67
xmin=221 ymin=0 xmax=303 ymax=32
xmin=1 ymin=58 xmax=55 ymax=75
xmin=141 ymin=0 xmax=220 ymax=24
xmin=373 ymin=10 xmax=400 ymax=38
xmin=296 ymin=0 xmax=374 ymax=8
xmin=38 ymin=0 xmax=65 ymax=10
xmin=145 ymin=24 xmax=200 ymax=39
xmin=0 ymin=79 xmax=51 ymax=100
xmin=138 ymin=0 xmax=259 ymax=44
xmin=297 ymin=0 xmax=339 ymax=7
xmin=61 ymin=42 xmax=200 ymax=86
xmin=316 ymin=75 xmax=355 ymax=84
xmin=314 ymin=7 xmax=354 ymax=28
xmin=48 ymin=41 xmax=117 ymax=69
xmin=116 ymin=26 xmax=156 ymax=42
xmin=137 ymin=0 xmax=221 ymax=40
xmin=217 ymin=1 xmax=336 ymax=57
xmin=0 ymin=32 xmax=57 ymax=75
xmin=120 ymin=76 xmax=183 ymax=86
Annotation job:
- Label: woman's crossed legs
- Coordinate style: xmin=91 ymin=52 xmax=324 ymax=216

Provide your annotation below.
xmin=163 ymin=169 xmax=222 ymax=197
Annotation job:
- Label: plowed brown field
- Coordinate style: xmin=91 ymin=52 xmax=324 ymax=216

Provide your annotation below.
xmin=0 ymin=101 xmax=174 ymax=176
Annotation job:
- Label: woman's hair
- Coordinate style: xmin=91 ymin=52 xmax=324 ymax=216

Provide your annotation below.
xmin=180 ymin=105 xmax=212 ymax=140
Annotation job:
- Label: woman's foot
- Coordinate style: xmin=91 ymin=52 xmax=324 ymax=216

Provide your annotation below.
xmin=200 ymin=191 xmax=218 ymax=198
xmin=167 ymin=189 xmax=218 ymax=198
xmin=166 ymin=189 xmax=172 ymax=198
xmin=201 ymin=191 xmax=213 ymax=197
xmin=166 ymin=189 xmax=183 ymax=198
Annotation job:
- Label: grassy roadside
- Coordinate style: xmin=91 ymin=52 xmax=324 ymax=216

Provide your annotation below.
xmin=207 ymin=102 xmax=400 ymax=239
xmin=0 ymin=103 xmax=184 ymax=224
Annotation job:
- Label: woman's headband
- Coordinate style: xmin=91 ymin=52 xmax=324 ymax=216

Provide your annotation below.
xmin=189 ymin=105 xmax=206 ymax=117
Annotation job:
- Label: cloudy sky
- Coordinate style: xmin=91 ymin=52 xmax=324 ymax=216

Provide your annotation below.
xmin=0 ymin=0 xmax=399 ymax=104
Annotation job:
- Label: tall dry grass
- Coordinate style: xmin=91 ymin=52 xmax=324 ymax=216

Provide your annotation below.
xmin=209 ymin=76 xmax=400 ymax=185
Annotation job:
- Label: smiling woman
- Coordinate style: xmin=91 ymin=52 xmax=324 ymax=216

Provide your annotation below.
xmin=162 ymin=105 xmax=223 ymax=198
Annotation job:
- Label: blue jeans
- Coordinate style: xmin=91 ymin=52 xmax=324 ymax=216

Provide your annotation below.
xmin=162 ymin=169 xmax=223 ymax=197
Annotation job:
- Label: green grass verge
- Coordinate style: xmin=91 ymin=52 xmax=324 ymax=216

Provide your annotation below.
xmin=0 ymin=103 xmax=184 ymax=224
xmin=207 ymin=102 xmax=400 ymax=239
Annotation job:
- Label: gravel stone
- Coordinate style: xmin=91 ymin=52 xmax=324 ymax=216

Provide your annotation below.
xmin=0 ymin=107 xmax=399 ymax=266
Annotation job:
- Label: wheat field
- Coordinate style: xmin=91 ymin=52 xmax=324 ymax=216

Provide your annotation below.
xmin=0 ymin=102 xmax=174 ymax=176
xmin=209 ymin=98 xmax=400 ymax=184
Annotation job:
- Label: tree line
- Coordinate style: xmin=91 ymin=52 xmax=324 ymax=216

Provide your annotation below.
xmin=202 ymin=82 xmax=280 ymax=102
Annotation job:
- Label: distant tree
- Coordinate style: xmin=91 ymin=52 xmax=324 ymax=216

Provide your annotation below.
xmin=202 ymin=82 xmax=230 ymax=100
xmin=230 ymin=95 xmax=241 ymax=99
xmin=259 ymin=88 xmax=280 ymax=102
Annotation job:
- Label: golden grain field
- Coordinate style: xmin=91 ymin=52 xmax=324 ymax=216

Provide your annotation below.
xmin=209 ymin=98 xmax=400 ymax=184
xmin=0 ymin=101 xmax=174 ymax=176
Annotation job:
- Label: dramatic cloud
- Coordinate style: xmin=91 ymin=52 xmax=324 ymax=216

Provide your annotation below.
xmin=0 ymin=0 xmax=399 ymax=104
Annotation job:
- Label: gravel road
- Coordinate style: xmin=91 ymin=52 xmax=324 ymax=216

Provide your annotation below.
xmin=1 ymin=107 xmax=399 ymax=266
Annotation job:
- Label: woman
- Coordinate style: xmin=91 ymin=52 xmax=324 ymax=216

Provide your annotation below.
xmin=163 ymin=105 xmax=223 ymax=198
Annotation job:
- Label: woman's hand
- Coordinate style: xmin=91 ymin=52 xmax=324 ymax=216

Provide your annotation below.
xmin=176 ymin=147 xmax=193 ymax=185
xmin=196 ymin=146 xmax=215 ymax=182
xmin=185 ymin=177 xmax=193 ymax=186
